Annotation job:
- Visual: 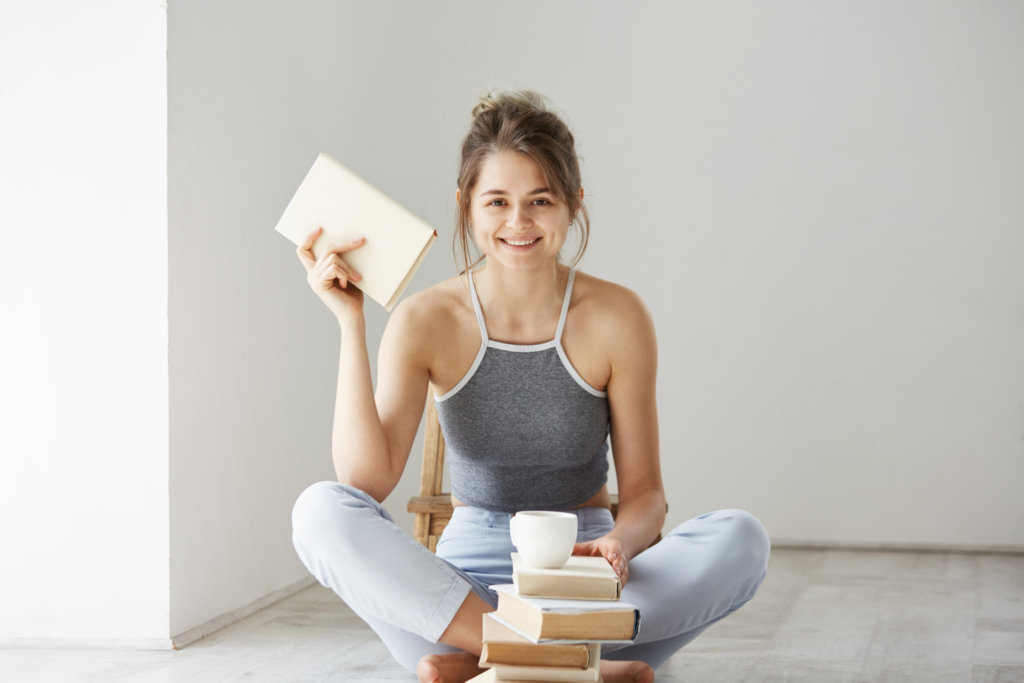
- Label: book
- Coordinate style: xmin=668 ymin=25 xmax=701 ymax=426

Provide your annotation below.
xmin=273 ymin=152 xmax=437 ymax=311
xmin=512 ymin=553 xmax=621 ymax=600
xmin=486 ymin=647 xmax=600 ymax=682
xmin=492 ymin=585 xmax=640 ymax=644
xmin=480 ymin=613 xmax=593 ymax=669
xmin=468 ymin=668 xmax=604 ymax=683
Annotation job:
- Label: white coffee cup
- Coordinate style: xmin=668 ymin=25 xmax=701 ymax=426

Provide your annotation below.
xmin=509 ymin=510 xmax=578 ymax=569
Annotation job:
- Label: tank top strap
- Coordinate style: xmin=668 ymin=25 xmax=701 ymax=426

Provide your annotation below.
xmin=467 ymin=270 xmax=490 ymax=342
xmin=554 ymin=268 xmax=576 ymax=344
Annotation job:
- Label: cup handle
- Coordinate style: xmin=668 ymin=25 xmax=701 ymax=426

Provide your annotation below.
xmin=510 ymin=515 xmax=519 ymax=548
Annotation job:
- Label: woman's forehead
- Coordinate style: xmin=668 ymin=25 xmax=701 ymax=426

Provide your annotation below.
xmin=474 ymin=152 xmax=547 ymax=193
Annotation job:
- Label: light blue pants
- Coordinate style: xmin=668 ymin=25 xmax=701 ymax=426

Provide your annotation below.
xmin=291 ymin=482 xmax=770 ymax=673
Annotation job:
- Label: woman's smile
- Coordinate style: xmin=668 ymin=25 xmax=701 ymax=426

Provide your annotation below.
xmin=500 ymin=236 xmax=540 ymax=248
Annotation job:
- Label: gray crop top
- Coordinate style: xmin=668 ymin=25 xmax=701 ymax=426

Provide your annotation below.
xmin=434 ymin=269 xmax=610 ymax=513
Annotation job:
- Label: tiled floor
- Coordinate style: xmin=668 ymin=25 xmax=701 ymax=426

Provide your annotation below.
xmin=1 ymin=548 xmax=1022 ymax=682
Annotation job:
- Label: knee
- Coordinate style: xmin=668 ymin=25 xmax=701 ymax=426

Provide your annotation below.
xmin=291 ymin=481 xmax=376 ymax=551
xmin=716 ymin=508 xmax=771 ymax=584
xmin=292 ymin=481 xmax=336 ymax=549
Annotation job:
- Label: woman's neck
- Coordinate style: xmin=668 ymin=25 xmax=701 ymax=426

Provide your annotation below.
xmin=473 ymin=262 xmax=568 ymax=340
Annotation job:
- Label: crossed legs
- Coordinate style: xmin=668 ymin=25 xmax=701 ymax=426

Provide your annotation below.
xmin=291 ymin=482 xmax=769 ymax=676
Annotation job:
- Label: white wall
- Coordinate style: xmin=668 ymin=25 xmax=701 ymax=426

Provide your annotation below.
xmin=0 ymin=1 xmax=169 ymax=644
xmin=590 ymin=2 xmax=1024 ymax=549
xmin=165 ymin=0 xmax=453 ymax=636
xmin=175 ymin=0 xmax=1022 ymax=553
xmin=3 ymin=0 xmax=1021 ymax=650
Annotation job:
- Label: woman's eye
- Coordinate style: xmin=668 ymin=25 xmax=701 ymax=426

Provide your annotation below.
xmin=487 ymin=199 xmax=506 ymax=207
xmin=533 ymin=198 xmax=551 ymax=205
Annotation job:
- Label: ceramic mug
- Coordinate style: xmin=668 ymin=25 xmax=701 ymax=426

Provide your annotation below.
xmin=509 ymin=510 xmax=578 ymax=569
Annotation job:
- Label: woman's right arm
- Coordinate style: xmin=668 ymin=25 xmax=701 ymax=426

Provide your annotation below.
xmin=297 ymin=228 xmax=429 ymax=501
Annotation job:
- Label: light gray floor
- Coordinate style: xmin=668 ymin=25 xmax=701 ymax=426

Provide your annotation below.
xmin=1 ymin=548 xmax=1022 ymax=682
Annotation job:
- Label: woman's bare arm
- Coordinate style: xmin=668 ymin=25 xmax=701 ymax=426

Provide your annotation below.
xmin=573 ymin=285 xmax=665 ymax=584
xmin=297 ymin=227 xmax=433 ymax=502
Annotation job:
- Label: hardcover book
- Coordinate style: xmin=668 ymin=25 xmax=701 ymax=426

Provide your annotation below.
xmin=273 ymin=152 xmax=437 ymax=311
xmin=491 ymin=585 xmax=640 ymax=644
xmin=512 ymin=553 xmax=621 ymax=600
xmin=468 ymin=666 xmax=603 ymax=683
xmin=480 ymin=612 xmax=593 ymax=669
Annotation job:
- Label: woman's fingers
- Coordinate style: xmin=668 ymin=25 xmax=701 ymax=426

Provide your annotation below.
xmin=334 ymin=236 xmax=366 ymax=254
xmin=309 ymin=253 xmax=363 ymax=291
xmin=296 ymin=227 xmax=323 ymax=270
xmin=296 ymin=229 xmax=366 ymax=273
xmin=607 ymin=550 xmax=629 ymax=584
xmin=323 ymin=253 xmax=363 ymax=284
xmin=574 ymin=538 xmax=628 ymax=585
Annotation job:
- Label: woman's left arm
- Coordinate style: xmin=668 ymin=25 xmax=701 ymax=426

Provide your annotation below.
xmin=573 ymin=288 xmax=665 ymax=586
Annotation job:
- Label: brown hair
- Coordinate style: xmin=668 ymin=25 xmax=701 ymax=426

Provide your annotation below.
xmin=454 ymin=90 xmax=590 ymax=274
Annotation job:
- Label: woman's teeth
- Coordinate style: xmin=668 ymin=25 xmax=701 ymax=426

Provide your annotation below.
xmin=503 ymin=238 xmax=537 ymax=246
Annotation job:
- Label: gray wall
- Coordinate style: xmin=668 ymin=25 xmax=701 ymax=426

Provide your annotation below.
xmin=168 ymin=0 xmax=1024 ymax=635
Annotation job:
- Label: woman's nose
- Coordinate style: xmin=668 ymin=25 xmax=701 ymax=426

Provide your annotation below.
xmin=507 ymin=204 xmax=533 ymax=228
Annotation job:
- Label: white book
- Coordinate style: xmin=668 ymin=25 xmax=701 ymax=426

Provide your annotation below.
xmin=512 ymin=553 xmax=621 ymax=600
xmin=487 ymin=643 xmax=601 ymax=682
xmin=273 ymin=152 xmax=437 ymax=311
xmin=491 ymin=585 xmax=640 ymax=644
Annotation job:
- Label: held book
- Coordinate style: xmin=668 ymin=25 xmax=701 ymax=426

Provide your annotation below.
xmin=512 ymin=553 xmax=621 ymax=600
xmin=492 ymin=584 xmax=640 ymax=644
xmin=480 ymin=612 xmax=593 ymax=669
xmin=273 ymin=152 xmax=437 ymax=311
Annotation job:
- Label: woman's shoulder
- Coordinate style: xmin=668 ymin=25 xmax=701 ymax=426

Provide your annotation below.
xmin=571 ymin=270 xmax=653 ymax=327
xmin=569 ymin=270 xmax=657 ymax=376
xmin=386 ymin=274 xmax=473 ymax=337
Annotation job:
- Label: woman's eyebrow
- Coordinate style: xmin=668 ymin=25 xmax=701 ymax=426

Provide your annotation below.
xmin=480 ymin=187 xmax=552 ymax=196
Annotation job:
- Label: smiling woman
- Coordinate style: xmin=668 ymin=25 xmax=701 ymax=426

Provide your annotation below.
xmin=289 ymin=90 xmax=770 ymax=683
xmin=453 ymin=91 xmax=590 ymax=274
xmin=458 ymin=151 xmax=575 ymax=273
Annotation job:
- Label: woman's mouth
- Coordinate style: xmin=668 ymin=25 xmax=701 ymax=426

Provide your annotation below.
xmin=500 ymin=237 xmax=539 ymax=247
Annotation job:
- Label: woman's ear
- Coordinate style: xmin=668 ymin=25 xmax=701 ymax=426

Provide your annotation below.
xmin=456 ymin=189 xmax=461 ymax=205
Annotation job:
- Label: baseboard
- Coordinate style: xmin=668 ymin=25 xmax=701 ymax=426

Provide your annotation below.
xmin=771 ymin=538 xmax=1024 ymax=555
xmin=171 ymin=576 xmax=317 ymax=649
xmin=0 ymin=637 xmax=174 ymax=650
xmin=0 ymin=577 xmax=319 ymax=651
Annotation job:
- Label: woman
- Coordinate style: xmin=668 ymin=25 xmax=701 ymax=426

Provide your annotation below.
xmin=291 ymin=91 xmax=770 ymax=683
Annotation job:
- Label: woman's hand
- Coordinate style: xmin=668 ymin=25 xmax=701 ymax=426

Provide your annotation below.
xmin=296 ymin=227 xmax=366 ymax=326
xmin=573 ymin=536 xmax=630 ymax=587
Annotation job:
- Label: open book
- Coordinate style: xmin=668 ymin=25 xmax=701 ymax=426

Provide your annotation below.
xmin=273 ymin=153 xmax=437 ymax=311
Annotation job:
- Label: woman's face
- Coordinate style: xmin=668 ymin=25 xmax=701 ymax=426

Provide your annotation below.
xmin=467 ymin=152 xmax=572 ymax=272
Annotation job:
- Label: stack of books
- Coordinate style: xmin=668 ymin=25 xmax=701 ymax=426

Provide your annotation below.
xmin=469 ymin=554 xmax=640 ymax=682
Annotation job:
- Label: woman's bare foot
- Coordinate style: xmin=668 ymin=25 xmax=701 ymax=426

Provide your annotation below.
xmin=416 ymin=652 xmax=483 ymax=683
xmin=601 ymin=659 xmax=655 ymax=683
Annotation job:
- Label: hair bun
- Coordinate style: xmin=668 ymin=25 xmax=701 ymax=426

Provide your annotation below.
xmin=471 ymin=89 xmax=548 ymax=119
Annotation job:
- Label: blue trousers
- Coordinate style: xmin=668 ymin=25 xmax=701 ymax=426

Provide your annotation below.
xmin=291 ymin=482 xmax=770 ymax=673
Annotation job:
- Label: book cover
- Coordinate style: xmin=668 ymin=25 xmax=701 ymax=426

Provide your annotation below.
xmin=480 ymin=613 xmax=593 ymax=669
xmin=487 ymin=644 xmax=601 ymax=682
xmin=273 ymin=152 xmax=437 ymax=311
xmin=468 ymin=668 xmax=605 ymax=683
xmin=492 ymin=585 xmax=640 ymax=644
xmin=512 ymin=553 xmax=621 ymax=600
